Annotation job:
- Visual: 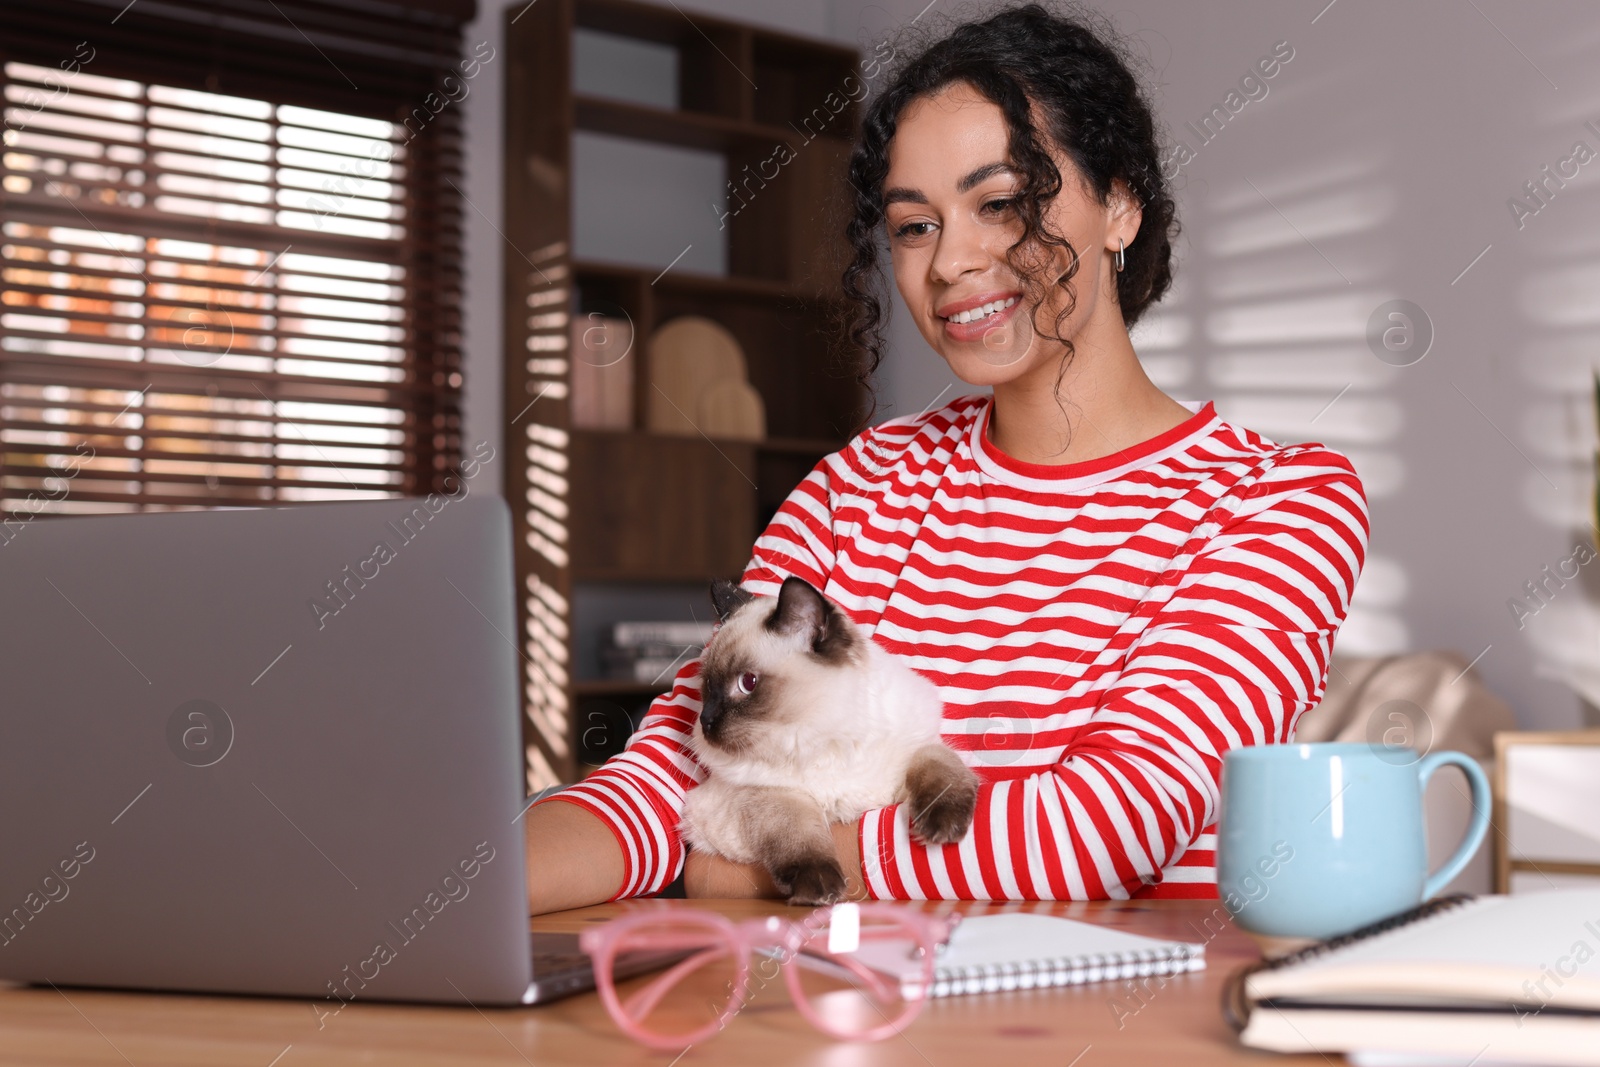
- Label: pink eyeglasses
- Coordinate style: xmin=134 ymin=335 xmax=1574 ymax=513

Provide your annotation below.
xmin=579 ymin=903 xmax=953 ymax=1049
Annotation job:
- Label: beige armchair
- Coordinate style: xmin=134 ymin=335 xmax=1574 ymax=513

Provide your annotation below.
xmin=1292 ymin=652 xmax=1518 ymax=895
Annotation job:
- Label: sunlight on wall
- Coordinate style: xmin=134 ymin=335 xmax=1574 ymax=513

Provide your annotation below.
xmin=1130 ymin=265 xmax=1194 ymax=396
xmin=1511 ymin=75 xmax=1600 ymax=715
xmin=1136 ymin=146 xmax=1410 ymax=657
xmin=1516 ymin=258 xmax=1600 ymax=530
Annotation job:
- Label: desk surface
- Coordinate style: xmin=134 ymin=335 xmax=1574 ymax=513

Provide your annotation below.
xmin=0 ymin=899 xmax=1332 ymax=1066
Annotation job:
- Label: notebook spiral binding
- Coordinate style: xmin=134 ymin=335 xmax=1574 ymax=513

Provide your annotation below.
xmin=1220 ymin=893 xmax=1478 ymax=1031
xmin=926 ymin=943 xmax=1204 ymax=998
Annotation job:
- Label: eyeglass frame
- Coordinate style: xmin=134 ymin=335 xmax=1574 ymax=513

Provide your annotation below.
xmin=578 ymin=902 xmax=954 ymax=1050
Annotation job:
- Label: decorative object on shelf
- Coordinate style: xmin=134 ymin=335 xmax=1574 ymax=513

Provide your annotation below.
xmin=570 ymin=313 xmax=634 ymax=429
xmin=646 ymin=315 xmax=763 ymax=439
xmin=697 ymin=378 xmax=765 ymax=440
xmin=600 ymin=619 xmax=714 ymax=683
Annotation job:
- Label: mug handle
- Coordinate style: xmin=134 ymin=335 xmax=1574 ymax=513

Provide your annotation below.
xmin=1416 ymin=750 xmax=1492 ymax=900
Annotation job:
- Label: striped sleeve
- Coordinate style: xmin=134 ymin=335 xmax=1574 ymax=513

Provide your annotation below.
xmin=858 ymin=450 xmax=1370 ymax=900
xmin=534 ymin=454 xmax=841 ymax=898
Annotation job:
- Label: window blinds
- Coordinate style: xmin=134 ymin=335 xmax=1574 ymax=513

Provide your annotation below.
xmin=0 ymin=0 xmax=472 ymax=514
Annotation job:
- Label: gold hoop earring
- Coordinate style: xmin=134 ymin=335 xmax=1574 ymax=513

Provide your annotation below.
xmin=1114 ymin=238 xmax=1126 ymax=273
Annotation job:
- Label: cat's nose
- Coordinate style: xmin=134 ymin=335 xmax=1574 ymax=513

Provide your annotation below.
xmin=698 ymin=694 xmax=724 ymax=738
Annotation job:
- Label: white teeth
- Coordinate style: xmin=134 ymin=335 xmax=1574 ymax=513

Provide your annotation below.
xmin=950 ymin=296 xmax=1017 ymax=325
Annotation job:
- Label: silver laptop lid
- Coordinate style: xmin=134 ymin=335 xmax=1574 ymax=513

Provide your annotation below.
xmin=0 ymin=494 xmax=533 ymax=1005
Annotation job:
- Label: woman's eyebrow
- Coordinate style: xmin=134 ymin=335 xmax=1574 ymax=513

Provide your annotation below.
xmin=883 ymin=162 xmax=1016 ymax=207
xmin=956 ymin=161 xmax=1013 ymax=192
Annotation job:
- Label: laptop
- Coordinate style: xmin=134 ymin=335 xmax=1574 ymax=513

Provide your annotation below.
xmin=0 ymin=494 xmax=668 ymax=1007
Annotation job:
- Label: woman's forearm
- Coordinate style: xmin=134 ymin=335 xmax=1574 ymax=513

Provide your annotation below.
xmin=684 ymin=849 xmax=777 ymax=898
xmin=524 ymin=798 xmax=625 ymax=915
xmin=526 ymin=802 xmax=867 ymax=910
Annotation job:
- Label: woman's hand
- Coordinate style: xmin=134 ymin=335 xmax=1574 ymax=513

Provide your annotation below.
xmin=685 ymin=821 xmax=867 ymax=901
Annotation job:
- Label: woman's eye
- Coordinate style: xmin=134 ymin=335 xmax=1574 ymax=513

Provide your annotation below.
xmin=736 ymin=671 xmax=758 ymax=695
xmin=980 ymin=197 xmax=1014 ymax=215
xmin=893 ymin=220 xmax=934 ymax=240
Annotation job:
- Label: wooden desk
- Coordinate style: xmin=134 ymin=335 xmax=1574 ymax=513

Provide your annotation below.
xmin=0 ymin=900 xmax=1332 ymax=1065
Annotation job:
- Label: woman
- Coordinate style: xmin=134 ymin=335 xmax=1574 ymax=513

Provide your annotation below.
xmin=527 ymin=2 xmax=1368 ymax=912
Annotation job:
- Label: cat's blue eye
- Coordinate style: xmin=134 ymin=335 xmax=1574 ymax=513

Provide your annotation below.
xmin=736 ymin=671 xmax=758 ymax=695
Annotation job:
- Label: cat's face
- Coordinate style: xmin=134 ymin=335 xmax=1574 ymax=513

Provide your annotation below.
xmin=695 ymin=577 xmax=862 ymax=754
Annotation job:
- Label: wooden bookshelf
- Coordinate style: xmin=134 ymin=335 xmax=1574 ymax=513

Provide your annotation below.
xmin=572 ymin=680 xmax=672 ymax=697
xmin=503 ymin=0 xmax=865 ymax=786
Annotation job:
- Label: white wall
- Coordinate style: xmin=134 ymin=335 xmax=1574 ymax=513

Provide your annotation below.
xmin=460 ymin=0 xmax=1600 ymax=729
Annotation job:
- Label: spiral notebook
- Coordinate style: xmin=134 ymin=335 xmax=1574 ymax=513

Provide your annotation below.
xmin=848 ymin=912 xmax=1205 ymax=999
xmin=1225 ymin=890 xmax=1600 ymax=1064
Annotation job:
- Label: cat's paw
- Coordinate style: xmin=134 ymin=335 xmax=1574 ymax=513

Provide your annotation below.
xmin=772 ymin=857 xmax=847 ymax=906
xmin=910 ymin=774 xmax=979 ymax=846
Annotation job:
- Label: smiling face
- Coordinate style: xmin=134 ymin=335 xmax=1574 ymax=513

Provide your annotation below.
xmin=882 ymin=80 xmax=1139 ymax=387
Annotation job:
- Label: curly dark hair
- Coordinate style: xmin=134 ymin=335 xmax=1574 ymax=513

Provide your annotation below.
xmin=842 ymin=1 xmax=1179 ymax=400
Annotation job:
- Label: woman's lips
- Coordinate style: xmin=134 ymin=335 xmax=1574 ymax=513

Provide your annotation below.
xmin=941 ymin=297 xmax=1022 ymax=343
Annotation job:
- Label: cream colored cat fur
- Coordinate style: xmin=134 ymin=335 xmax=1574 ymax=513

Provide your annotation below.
xmin=682 ymin=577 xmax=979 ymax=905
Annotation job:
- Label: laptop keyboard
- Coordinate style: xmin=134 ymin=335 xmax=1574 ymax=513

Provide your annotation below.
xmin=527 ymin=932 xmax=691 ymax=1004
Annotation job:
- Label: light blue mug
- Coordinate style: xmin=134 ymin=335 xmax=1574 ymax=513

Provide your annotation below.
xmin=1217 ymin=742 xmax=1491 ymax=940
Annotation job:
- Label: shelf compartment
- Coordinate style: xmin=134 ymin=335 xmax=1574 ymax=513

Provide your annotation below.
xmin=752 ymin=33 xmax=863 ymax=134
xmin=574 ymin=258 xmax=835 ymax=304
xmin=573 ymin=679 xmax=673 ymax=696
xmin=575 ymin=95 xmax=805 ymax=155
xmin=574 ymin=0 xmax=751 ymax=121
xmin=649 ymin=288 xmax=863 ymax=442
xmin=506 ymin=0 xmax=864 ymax=785
xmin=569 ymin=429 xmax=757 ymax=582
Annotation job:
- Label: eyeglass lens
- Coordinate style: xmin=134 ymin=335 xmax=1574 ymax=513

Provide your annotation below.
xmin=608 ymin=917 xmax=743 ymax=1043
xmin=789 ymin=908 xmax=928 ymax=1040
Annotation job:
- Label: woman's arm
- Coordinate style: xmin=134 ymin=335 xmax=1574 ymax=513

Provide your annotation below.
xmin=525 ymin=798 xmax=624 ymax=915
xmin=526 ymin=453 xmax=846 ymax=912
xmin=525 ymin=788 xmax=869 ymax=912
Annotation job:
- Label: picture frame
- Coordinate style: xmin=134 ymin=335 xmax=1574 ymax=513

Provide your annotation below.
xmin=1491 ymin=729 xmax=1600 ymax=893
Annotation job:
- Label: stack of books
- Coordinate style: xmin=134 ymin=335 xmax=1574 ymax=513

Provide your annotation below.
xmin=1226 ymin=889 xmax=1600 ymax=1064
xmin=600 ymin=620 xmax=713 ymax=684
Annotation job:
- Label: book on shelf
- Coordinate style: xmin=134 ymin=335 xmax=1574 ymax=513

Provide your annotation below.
xmin=609 ymin=621 xmax=713 ymax=648
xmin=602 ymin=641 xmax=701 ymax=662
xmin=600 ymin=649 xmax=694 ymax=684
xmin=593 ymin=620 xmax=712 ymax=686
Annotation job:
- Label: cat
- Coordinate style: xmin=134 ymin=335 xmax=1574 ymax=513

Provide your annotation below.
xmin=681 ymin=576 xmax=979 ymax=905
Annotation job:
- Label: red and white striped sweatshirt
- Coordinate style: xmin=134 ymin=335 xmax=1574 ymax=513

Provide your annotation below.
xmin=543 ymin=394 xmax=1369 ymax=900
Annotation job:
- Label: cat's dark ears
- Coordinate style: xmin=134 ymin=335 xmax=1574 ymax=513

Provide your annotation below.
xmin=710 ymin=578 xmax=755 ymax=622
xmin=715 ymin=577 xmax=855 ymax=661
xmin=768 ymin=576 xmax=829 ymax=640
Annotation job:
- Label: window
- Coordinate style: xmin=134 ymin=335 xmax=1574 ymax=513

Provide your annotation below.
xmin=0 ymin=0 xmax=471 ymax=515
